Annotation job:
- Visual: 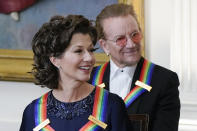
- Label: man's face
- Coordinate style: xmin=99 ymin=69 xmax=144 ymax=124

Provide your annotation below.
xmin=100 ymin=15 xmax=142 ymax=67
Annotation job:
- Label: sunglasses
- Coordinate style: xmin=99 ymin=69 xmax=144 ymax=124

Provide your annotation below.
xmin=105 ymin=31 xmax=142 ymax=47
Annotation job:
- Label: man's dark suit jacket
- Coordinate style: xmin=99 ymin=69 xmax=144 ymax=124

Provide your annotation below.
xmin=89 ymin=57 xmax=180 ymax=131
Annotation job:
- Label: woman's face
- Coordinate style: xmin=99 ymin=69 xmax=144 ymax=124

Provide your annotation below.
xmin=55 ymin=33 xmax=96 ymax=82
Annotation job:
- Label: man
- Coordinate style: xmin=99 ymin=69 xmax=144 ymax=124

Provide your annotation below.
xmin=89 ymin=3 xmax=180 ymax=131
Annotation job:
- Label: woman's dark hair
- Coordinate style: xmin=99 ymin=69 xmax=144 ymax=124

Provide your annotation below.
xmin=31 ymin=15 xmax=97 ymax=89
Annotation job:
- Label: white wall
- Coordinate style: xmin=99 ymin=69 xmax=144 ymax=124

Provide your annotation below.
xmin=0 ymin=81 xmax=49 ymax=130
xmin=145 ymin=0 xmax=173 ymax=69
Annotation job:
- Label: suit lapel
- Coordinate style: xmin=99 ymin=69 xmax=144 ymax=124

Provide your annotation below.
xmin=97 ymin=58 xmax=149 ymax=114
xmin=127 ymin=57 xmax=145 ymax=114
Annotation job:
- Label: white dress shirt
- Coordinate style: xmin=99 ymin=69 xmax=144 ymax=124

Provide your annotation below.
xmin=109 ymin=60 xmax=137 ymax=99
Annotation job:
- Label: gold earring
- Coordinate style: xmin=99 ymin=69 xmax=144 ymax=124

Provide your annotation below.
xmin=57 ymin=65 xmax=60 ymax=69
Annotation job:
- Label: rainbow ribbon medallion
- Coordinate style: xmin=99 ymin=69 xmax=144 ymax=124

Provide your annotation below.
xmin=34 ymin=93 xmax=54 ymax=131
xmin=124 ymin=59 xmax=155 ymax=108
xmin=80 ymin=86 xmax=109 ymax=131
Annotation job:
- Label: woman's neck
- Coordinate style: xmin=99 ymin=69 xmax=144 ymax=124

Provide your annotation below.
xmin=52 ymin=80 xmax=94 ymax=103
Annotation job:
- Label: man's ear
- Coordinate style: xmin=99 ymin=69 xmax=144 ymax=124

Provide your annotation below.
xmin=99 ymin=39 xmax=110 ymax=56
xmin=49 ymin=56 xmax=60 ymax=68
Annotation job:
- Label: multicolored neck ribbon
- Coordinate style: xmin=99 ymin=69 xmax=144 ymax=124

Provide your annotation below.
xmin=34 ymin=93 xmax=54 ymax=131
xmin=91 ymin=62 xmax=109 ymax=86
xmin=124 ymin=59 xmax=155 ymax=108
xmin=80 ymin=86 xmax=109 ymax=131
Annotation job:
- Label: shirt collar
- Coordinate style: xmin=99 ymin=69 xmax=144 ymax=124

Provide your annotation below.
xmin=110 ymin=59 xmax=137 ymax=79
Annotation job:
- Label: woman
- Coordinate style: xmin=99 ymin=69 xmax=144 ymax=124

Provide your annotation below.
xmin=20 ymin=15 xmax=131 ymax=131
